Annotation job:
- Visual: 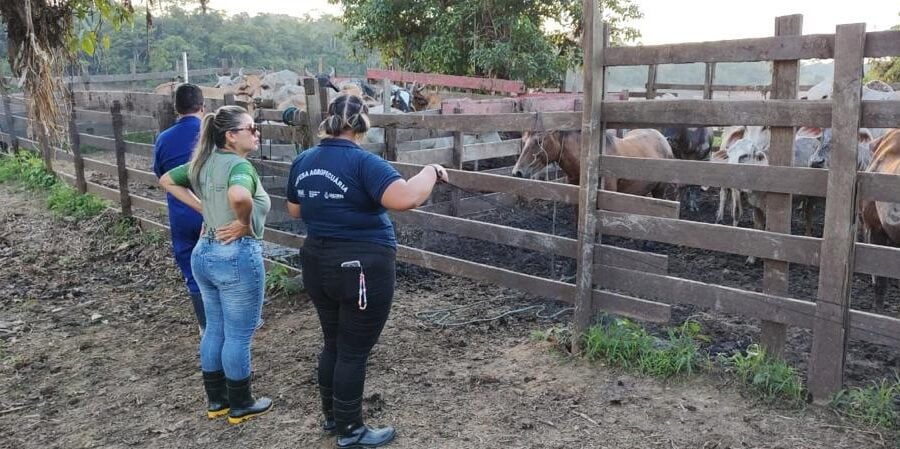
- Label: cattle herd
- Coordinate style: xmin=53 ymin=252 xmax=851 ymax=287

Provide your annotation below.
xmin=512 ymin=79 xmax=900 ymax=309
xmin=152 ymin=70 xmax=900 ymax=310
xmin=153 ymin=68 xmax=440 ymax=116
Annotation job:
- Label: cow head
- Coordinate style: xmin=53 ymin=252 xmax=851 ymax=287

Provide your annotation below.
xmin=390 ymin=85 xmax=413 ymax=112
xmin=304 ymin=67 xmax=339 ymax=92
xmin=808 ymin=128 xmax=874 ymax=171
xmin=663 ymin=127 xmax=712 ymax=161
xmin=722 ymin=126 xmax=770 ymax=154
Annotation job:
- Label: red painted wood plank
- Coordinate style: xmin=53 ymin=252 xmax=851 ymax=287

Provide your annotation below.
xmin=367 ymin=69 xmax=525 ymax=94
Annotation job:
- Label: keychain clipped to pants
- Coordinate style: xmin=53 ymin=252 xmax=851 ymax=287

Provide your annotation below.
xmin=341 ymin=260 xmax=367 ymax=310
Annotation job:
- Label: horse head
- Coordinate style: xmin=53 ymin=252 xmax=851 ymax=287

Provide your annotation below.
xmin=512 ymin=131 xmax=562 ymax=178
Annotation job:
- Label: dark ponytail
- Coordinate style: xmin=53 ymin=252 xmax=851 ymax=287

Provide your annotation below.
xmin=319 ymin=94 xmax=370 ymax=138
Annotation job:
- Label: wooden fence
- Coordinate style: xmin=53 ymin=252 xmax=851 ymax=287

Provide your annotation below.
xmin=2 ymin=9 xmax=899 ymax=402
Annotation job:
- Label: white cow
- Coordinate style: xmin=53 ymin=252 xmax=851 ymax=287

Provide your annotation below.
xmin=713 ymin=126 xmax=770 ymax=229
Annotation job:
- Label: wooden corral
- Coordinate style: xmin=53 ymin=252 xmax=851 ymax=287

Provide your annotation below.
xmin=2 ymin=11 xmax=899 ymax=403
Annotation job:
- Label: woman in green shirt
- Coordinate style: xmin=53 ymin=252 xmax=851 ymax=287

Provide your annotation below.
xmin=159 ymin=105 xmax=273 ymax=425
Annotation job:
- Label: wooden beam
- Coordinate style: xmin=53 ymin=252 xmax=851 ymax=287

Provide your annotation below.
xmin=809 ymin=23 xmax=867 ymax=402
xmin=390 ymin=208 xmax=667 ymax=274
xmin=368 ymin=111 xmax=582 ymax=132
xmin=110 ymin=101 xmax=132 ymax=217
xmin=598 ymin=211 xmax=821 ymax=266
xmin=863 ymin=30 xmax=900 ymax=57
xmin=604 ymin=34 xmax=835 ymax=66
xmin=73 ymin=108 xmax=157 ymax=130
xmin=597 ymin=265 xmax=900 ymax=349
xmin=395 ymin=244 xmax=670 ymax=323
xmin=68 ymin=88 xmax=86 ymax=194
xmin=572 ymin=6 xmax=608 ymax=350
xmin=366 ymin=68 xmax=525 ymax=94
xmin=760 ymin=14 xmax=802 ymax=358
xmin=858 ymin=170 xmax=900 ymax=203
xmin=599 ymin=155 xmax=828 ymax=197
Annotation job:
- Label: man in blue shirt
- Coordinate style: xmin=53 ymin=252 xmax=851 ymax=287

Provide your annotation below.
xmin=153 ymin=84 xmax=206 ymax=334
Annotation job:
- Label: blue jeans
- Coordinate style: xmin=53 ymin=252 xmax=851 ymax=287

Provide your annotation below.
xmin=192 ymin=237 xmax=265 ymax=380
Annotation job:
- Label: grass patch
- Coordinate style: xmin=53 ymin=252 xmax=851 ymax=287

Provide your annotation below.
xmin=725 ymin=344 xmax=804 ymax=405
xmin=123 ymin=131 xmax=156 ymax=145
xmin=0 ymin=151 xmax=106 ymax=220
xmin=831 ymin=378 xmax=899 ymax=429
xmin=0 ymin=152 xmax=56 ymax=189
xmin=47 ymin=183 xmax=106 ymax=219
xmin=578 ymin=317 xmax=704 ymax=378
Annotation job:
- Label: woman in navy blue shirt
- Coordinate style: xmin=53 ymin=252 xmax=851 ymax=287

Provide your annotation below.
xmin=286 ymin=94 xmax=447 ymax=448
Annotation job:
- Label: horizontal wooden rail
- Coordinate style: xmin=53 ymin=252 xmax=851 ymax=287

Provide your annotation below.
xmin=599 ymin=210 xmax=822 ymax=266
xmin=599 ymin=265 xmax=900 ymax=349
xmin=66 ymin=67 xmax=223 ymax=84
xmin=366 ymin=68 xmax=525 ymax=94
xmin=79 ymin=133 xmax=154 ymax=158
xmin=368 ymin=112 xmax=582 ymax=132
xmin=601 ymin=30 xmax=899 ymax=66
xmin=73 ymin=108 xmax=158 ymax=130
xmin=601 ymin=155 xmax=829 ymax=197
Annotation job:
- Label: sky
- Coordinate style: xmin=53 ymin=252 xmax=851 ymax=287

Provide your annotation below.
xmin=206 ymin=0 xmax=897 ymax=45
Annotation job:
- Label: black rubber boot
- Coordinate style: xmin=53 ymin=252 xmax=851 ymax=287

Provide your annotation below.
xmin=225 ymin=377 xmax=272 ymax=425
xmin=334 ymin=397 xmax=395 ymax=448
xmin=320 ymin=385 xmax=336 ymax=434
xmin=189 ymin=292 xmax=205 ymax=335
xmin=201 ymin=370 xmax=229 ymax=419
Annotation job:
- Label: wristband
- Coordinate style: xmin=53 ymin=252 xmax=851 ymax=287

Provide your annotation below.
xmin=430 ymin=164 xmax=445 ymax=183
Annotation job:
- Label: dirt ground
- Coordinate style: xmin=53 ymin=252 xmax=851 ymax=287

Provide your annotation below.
xmin=1 ymin=183 xmax=897 ymax=449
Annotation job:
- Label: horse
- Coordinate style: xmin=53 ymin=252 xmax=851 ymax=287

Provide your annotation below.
xmin=511 ymin=129 xmax=674 ymax=198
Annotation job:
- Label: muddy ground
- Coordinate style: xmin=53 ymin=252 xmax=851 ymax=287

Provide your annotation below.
xmin=1 ymin=179 xmax=898 ymax=448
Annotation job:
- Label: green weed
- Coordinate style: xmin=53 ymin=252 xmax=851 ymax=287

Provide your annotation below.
xmin=581 ymin=317 xmax=704 ymax=378
xmin=0 ymin=152 xmax=56 ymax=189
xmin=726 ymin=344 xmax=804 ymax=404
xmin=47 ymin=183 xmax=106 ymax=219
xmin=831 ymin=377 xmax=899 ymax=429
xmin=123 ymin=131 xmax=156 ymax=145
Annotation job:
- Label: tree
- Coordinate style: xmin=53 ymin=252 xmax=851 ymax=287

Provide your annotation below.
xmin=864 ymin=16 xmax=899 ymax=84
xmin=330 ymin=0 xmax=642 ymax=87
xmin=1 ymin=0 xmax=136 ymax=143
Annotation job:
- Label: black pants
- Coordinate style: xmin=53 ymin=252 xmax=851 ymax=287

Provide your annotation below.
xmin=301 ymin=238 xmax=395 ymax=424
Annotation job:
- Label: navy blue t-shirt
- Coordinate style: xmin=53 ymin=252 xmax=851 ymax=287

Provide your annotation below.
xmin=286 ymin=138 xmax=403 ymax=248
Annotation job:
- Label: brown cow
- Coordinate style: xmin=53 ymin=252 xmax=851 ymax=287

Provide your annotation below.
xmin=860 ymin=129 xmax=900 ymax=310
xmin=511 ymin=129 xmax=674 ymax=197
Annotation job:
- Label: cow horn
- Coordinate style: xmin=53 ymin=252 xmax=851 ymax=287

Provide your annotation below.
xmin=329 ymin=67 xmax=335 ymax=77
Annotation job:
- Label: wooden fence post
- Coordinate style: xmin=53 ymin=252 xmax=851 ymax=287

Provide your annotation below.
xmin=318 ymin=80 xmax=330 ymax=123
xmin=703 ymin=63 xmax=716 ymax=100
xmin=449 ymin=131 xmax=464 ymax=216
xmin=111 ymin=100 xmax=132 ymax=217
xmin=303 ymin=78 xmax=321 ymax=147
xmin=67 ymin=86 xmax=86 ymax=194
xmin=759 ymin=15 xmax=803 ymax=358
xmin=38 ymin=126 xmax=54 ymax=175
xmin=384 ymin=126 xmax=398 ymax=162
xmin=130 ymin=60 xmax=137 ymax=91
xmin=0 ymin=77 xmax=18 ymax=153
xmin=382 ymin=78 xmax=391 ymax=111
xmin=645 ymin=64 xmax=658 ymax=99
xmin=808 ymin=23 xmax=867 ymax=402
xmin=157 ymin=99 xmax=176 ymax=134
xmin=572 ymin=1 xmax=606 ymax=352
